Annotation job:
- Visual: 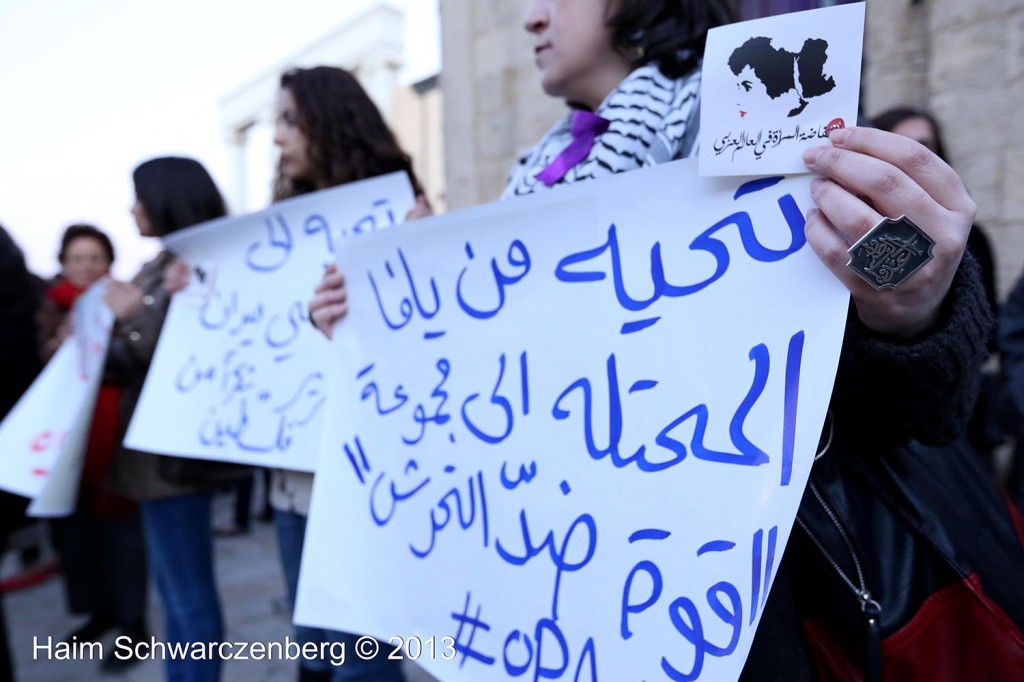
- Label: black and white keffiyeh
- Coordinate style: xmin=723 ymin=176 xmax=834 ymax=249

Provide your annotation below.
xmin=502 ymin=63 xmax=702 ymax=199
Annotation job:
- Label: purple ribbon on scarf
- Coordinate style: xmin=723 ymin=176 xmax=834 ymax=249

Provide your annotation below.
xmin=534 ymin=110 xmax=611 ymax=187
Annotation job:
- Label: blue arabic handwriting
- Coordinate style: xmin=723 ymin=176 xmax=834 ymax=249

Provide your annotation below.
xmin=358 ymin=363 xmax=410 ymax=416
xmin=402 ymin=359 xmax=451 ymax=445
xmin=346 ymin=198 xmax=397 ymax=238
xmin=264 ymin=301 xmax=307 ymax=350
xmin=460 ymin=352 xmax=529 ymax=445
xmin=495 ymin=510 xmax=597 ymax=621
xmin=500 ymin=461 xmax=538 ymax=490
xmin=196 ymin=368 xmax=326 ymax=454
xmin=368 ymin=248 xmax=442 ymax=335
xmin=246 ymin=214 xmax=294 ymax=273
xmin=409 ymin=466 xmax=489 ymax=558
xmin=554 ymin=179 xmax=804 ymax=330
xmin=185 ymin=336 xmax=325 ymax=453
xmin=370 ymin=458 xmax=432 ymax=526
xmin=620 ymin=526 xmax=779 ymax=681
xmin=303 ymin=214 xmax=333 ymax=254
xmin=552 ymin=331 xmax=804 ymax=477
xmin=227 ymin=302 xmax=265 ymax=338
xmin=455 ymin=239 xmax=532 ymax=320
xmin=199 ymin=290 xmax=237 ymax=331
xmin=360 ymin=352 xmax=530 ymax=447
xmin=175 ymin=355 xmax=217 ymax=393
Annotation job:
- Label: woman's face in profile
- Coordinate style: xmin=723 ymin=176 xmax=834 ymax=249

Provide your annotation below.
xmin=734 ymin=64 xmax=803 ymax=124
xmin=274 ymin=88 xmax=317 ymax=186
xmin=62 ymin=236 xmax=110 ymax=289
xmin=524 ymin=0 xmax=633 ymax=110
xmin=131 ymin=199 xmax=155 ymax=238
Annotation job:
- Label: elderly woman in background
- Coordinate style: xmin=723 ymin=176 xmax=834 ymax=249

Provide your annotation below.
xmin=36 ymin=223 xmax=149 ymax=673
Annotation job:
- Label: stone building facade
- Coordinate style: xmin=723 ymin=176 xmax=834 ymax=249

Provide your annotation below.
xmin=440 ymin=0 xmax=1024 ymax=296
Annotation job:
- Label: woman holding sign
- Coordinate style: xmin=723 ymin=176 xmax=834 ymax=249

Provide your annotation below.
xmin=270 ymin=65 xmax=421 ymax=682
xmin=309 ymin=1 xmax=1020 ymax=680
xmin=36 ymin=224 xmax=149 ymax=670
xmin=104 ymin=156 xmax=236 ymax=682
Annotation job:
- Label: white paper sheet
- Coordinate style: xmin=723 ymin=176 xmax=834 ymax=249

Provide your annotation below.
xmin=297 ymin=159 xmax=849 ymax=681
xmin=124 ymin=173 xmax=415 ymax=471
xmin=700 ymin=3 xmax=865 ymax=176
xmin=0 ymin=281 xmax=113 ymax=517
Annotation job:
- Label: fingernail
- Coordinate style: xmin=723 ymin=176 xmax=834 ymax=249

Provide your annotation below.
xmin=827 ymin=128 xmax=850 ymax=145
xmin=803 ymin=146 xmax=823 ymax=165
xmin=810 ymin=177 xmax=825 ymax=193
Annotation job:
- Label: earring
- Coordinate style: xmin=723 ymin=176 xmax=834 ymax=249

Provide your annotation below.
xmin=630 ymin=44 xmax=646 ymax=61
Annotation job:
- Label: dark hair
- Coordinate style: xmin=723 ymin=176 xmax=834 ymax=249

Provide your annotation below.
xmin=607 ymin=0 xmax=736 ymax=79
xmin=0 ymin=224 xmax=38 ymax=319
xmin=872 ymin=107 xmax=947 ymax=161
xmin=132 ymin=157 xmax=227 ymax=236
xmin=58 ymin=223 xmax=115 ymax=265
xmin=272 ymin=66 xmax=423 ymax=200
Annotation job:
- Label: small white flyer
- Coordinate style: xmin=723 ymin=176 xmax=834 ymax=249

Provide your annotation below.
xmin=699 ymin=2 xmax=865 ymax=177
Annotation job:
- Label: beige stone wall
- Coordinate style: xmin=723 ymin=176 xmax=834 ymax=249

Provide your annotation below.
xmin=442 ymin=0 xmax=1024 ymax=295
xmin=394 ymin=78 xmax=448 ymax=213
xmin=439 ymin=0 xmax=566 ymax=209
xmin=865 ymin=0 xmax=1024 ymax=298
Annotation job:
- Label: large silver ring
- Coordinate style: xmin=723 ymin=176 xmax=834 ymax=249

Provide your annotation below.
xmin=846 ymin=215 xmax=935 ymax=290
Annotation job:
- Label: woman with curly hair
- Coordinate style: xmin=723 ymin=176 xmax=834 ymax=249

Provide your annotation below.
xmin=270 ymin=65 xmax=418 ymax=682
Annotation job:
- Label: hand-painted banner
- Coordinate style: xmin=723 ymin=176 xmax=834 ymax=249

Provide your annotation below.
xmin=0 ymin=281 xmax=113 ymax=517
xmin=296 ymin=158 xmax=849 ymax=681
xmin=125 ymin=173 xmax=415 ymax=471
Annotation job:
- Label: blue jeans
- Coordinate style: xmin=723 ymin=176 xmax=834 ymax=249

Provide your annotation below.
xmin=140 ymin=492 xmax=223 ymax=682
xmin=275 ymin=509 xmax=405 ymax=681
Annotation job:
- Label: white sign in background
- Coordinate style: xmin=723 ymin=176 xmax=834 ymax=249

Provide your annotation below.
xmin=0 ymin=281 xmax=113 ymax=517
xmin=296 ymin=160 xmax=849 ymax=681
xmin=699 ymin=3 xmax=865 ymax=176
xmin=125 ymin=173 xmax=415 ymax=471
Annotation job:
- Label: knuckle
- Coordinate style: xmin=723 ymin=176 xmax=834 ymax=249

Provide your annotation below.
xmin=872 ymin=170 xmax=903 ymax=196
xmin=960 ymin=196 xmax=978 ymax=223
xmin=818 ymin=146 xmax=843 ymax=171
xmin=822 ymin=243 xmax=849 ymax=269
xmin=905 ymin=144 xmax=934 ymax=173
xmin=853 ymin=213 xmax=877 ymax=240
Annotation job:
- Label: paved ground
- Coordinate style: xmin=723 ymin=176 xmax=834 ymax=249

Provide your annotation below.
xmin=2 ymin=494 xmax=439 ymax=682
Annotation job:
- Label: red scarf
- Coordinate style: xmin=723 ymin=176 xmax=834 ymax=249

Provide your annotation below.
xmin=46 ymin=279 xmax=84 ymax=309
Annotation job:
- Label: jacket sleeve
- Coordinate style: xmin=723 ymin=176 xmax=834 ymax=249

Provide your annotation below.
xmin=105 ymin=261 xmax=173 ymax=383
xmin=35 ymin=294 xmax=70 ymax=365
xmin=831 ymin=252 xmax=994 ymax=449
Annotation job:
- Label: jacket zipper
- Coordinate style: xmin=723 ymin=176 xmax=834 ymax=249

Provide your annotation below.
xmin=797 ymin=479 xmax=883 ymax=682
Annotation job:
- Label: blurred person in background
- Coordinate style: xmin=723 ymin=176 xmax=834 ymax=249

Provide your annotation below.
xmin=36 ymin=224 xmax=149 ymax=672
xmin=103 ymin=156 xmax=239 ymax=682
xmin=270 ymin=65 xmax=426 ymax=682
xmin=872 ymin=107 xmax=997 ymax=317
xmin=0 ymin=224 xmax=43 ymax=682
xmin=874 ymin=107 xmax=1009 ymax=474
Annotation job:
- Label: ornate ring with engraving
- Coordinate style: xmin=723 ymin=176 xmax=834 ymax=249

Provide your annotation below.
xmin=846 ymin=215 xmax=935 ymax=290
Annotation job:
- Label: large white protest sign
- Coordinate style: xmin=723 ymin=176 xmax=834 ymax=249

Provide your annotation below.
xmin=0 ymin=281 xmax=113 ymax=517
xmin=296 ymin=159 xmax=849 ymax=681
xmin=700 ymin=3 xmax=865 ymax=176
xmin=125 ymin=173 xmax=415 ymax=471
